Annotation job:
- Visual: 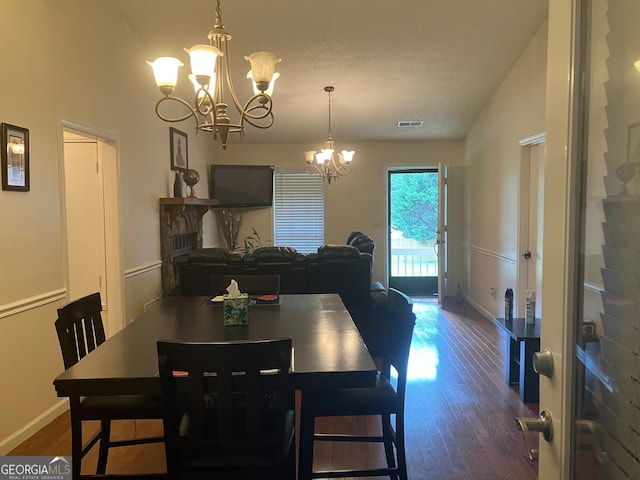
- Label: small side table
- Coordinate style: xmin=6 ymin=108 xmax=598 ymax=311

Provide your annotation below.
xmin=493 ymin=317 xmax=541 ymax=403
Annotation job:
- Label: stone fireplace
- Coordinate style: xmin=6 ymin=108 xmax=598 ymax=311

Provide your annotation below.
xmin=159 ymin=197 xmax=217 ymax=295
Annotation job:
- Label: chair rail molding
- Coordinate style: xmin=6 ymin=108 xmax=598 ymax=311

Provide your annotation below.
xmin=466 ymin=243 xmax=517 ymax=265
xmin=519 ymin=132 xmax=546 ymax=146
xmin=0 ymin=288 xmax=67 ymax=320
xmin=124 ymin=261 xmax=163 ymax=279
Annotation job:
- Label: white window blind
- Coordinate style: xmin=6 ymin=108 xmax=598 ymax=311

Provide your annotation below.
xmin=273 ymin=170 xmax=324 ymax=254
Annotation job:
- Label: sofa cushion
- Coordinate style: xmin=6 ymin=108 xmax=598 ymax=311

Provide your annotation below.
xmin=293 ymin=253 xmax=309 ymax=266
xmin=188 ymin=248 xmax=229 ymax=265
xmin=253 ymin=247 xmax=298 ymax=264
xmin=228 ymin=252 xmax=243 ymax=265
xmin=316 ymin=245 xmax=360 ymax=261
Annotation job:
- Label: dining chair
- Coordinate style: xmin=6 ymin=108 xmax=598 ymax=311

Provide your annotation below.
xmin=210 ymin=274 xmax=281 ymax=296
xmin=157 ymin=337 xmax=296 ymax=480
xmin=298 ymin=288 xmax=416 ymax=480
xmin=54 ymin=292 xmax=164 ymax=478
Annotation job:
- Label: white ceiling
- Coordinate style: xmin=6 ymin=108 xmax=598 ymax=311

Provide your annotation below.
xmin=111 ymin=0 xmax=548 ymax=145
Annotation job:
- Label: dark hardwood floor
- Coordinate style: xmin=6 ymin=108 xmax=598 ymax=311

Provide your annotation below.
xmin=10 ymin=298 xmax=538 ymax=479
xmin=402 ymin=298 xmax=538 ymax=479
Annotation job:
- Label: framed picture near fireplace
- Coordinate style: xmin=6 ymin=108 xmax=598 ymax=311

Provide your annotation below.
xmin=170 ymin=127 xmax=188 ymax=171
xmin=1 ymin=123 xmax=30 ymax=192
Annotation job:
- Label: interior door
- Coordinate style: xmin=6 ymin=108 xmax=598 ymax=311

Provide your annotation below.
xmin=63 ymin=140 xmax=106 ymax=304
xmin=523 ymin=1 xmax=577 ymax=476
xmin=517 ymin=136 xmax=546 ymax=318
xmin=527 ymin=144 xmax=544 ymax=319
xmin=62 ymin=125 xmax=125 ymax=336
xmin=526 ymin=0 xmax=640 ymax=478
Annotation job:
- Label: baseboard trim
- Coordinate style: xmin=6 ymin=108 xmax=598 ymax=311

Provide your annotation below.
xmin=464 ymin=296 xmax=494 ymax=322
xmin=0 ymin=400 xmax=68 ymax=455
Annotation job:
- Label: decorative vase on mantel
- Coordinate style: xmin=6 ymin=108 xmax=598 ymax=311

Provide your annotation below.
xmin=173 ymin=171 xmax=183 ymax=198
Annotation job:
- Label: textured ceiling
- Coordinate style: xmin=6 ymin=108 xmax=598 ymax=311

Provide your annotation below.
xmin=111 ymin=0 xmax=548 ymax=145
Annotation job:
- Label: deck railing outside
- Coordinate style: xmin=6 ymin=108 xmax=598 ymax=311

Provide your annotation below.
xmin=390 ymin=238 xmax=438 ymax=276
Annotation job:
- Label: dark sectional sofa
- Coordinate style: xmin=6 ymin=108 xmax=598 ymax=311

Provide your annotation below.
xmin=176 ymin=244 xmax=373 ymax=310
xmin=174 ymin=232 xmax=388 ymax=355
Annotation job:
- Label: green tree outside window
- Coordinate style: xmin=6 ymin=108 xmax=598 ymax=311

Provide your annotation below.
xmin=390 ymin=172 xmax=438 ymax=244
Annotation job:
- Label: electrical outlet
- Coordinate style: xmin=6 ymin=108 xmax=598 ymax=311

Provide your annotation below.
xmin=490 ymin=287 xmax=496 ymax=296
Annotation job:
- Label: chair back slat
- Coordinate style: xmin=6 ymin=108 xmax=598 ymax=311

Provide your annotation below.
xmin=217 ymin=369 xmax=234 ymax=439
xmin=55 ymin=293 xmax=106 ymax=370
xmin=186 ymin=373 xmax=206 ymax=440
xmin=157 ymin=338 xmax=292 ymax=462
xmin=382 ymin=288 xmax=417 ymax=399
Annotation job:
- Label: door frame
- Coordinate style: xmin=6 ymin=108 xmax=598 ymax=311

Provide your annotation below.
xmin=538 ymin=0 xmax=582 ymax=477
xmin=437 ymin=163 xmax=448 ymax=305
xmin=59 ymin=120 xmax=125 ymax=336
xmin=517 ymin=133 xmax=546 ymax=317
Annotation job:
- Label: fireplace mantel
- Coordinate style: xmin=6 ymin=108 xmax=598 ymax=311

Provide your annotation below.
xmin=159 ymin=197 xmax=219 ymax=224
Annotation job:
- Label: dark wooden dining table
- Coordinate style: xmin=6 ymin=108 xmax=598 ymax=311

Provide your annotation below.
xmin=53 ymin=294 xmax=378 ymax=398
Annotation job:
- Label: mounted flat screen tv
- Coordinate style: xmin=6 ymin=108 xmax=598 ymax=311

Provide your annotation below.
xmin=210 ymin=164 xmax=274 ymax=208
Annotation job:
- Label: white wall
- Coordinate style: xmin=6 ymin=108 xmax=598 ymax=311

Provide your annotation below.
xmin=463 ymin=22 xmax=548 ymax=317
xmin=211 ymin=141 xmax=465 ymax=293
xmin=0 ymin=0 xmax=217 ymax=451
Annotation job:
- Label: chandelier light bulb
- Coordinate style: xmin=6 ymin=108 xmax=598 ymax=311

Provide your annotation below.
xmin=185 ymin=44 xmax=222 ymax=87
xmin=318 ymin=149 xmax=333 ymax=164
xmin=148 ymin=57 xmax=184 ymax=95
xmin=248 ymin=71 xmax=280 ymax=97
xmin=304 ymin=151 xmax=317 ymax=163
xmin=636 ymin=60 xmax=640 ymax=72
xmin=340 ymin=150 xmax=355 ymax=163
xmin=245 ymin=52 xmax=282 ymax=92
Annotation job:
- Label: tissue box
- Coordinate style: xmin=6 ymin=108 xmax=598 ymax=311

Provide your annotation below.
xmin=223 ymin=294 xmax=249 ymax=326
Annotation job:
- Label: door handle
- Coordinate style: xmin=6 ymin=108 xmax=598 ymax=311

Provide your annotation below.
xmin=516 ymin=410 xmax=553 ymax=461
xmin=533 ymin=349 xmax=554 ymax=378
xmin=522 ymin=251 xmax=532 ymax=260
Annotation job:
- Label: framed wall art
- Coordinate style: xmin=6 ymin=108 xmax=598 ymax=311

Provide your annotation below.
xmin=170 ymin=127 xmax=188 ymax=171
xmin=1 ymin=123 xmax=29 ymax=192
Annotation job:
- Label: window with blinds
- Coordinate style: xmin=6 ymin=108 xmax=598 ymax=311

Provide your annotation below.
xmin=273 ymin=170 xmax=324 ymax=254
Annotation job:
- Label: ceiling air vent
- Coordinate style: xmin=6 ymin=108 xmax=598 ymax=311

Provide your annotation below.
xmin=397 ymin=120 xmax=424 ymax=128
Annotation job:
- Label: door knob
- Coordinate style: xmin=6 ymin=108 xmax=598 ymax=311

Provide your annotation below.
xmin=522 ymin=251 xmax=532 ymax=260
xmin=516 ymin=410 xmax=553 ymax=461
xmin=533 ymin=349 xmax=554 ymax=378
